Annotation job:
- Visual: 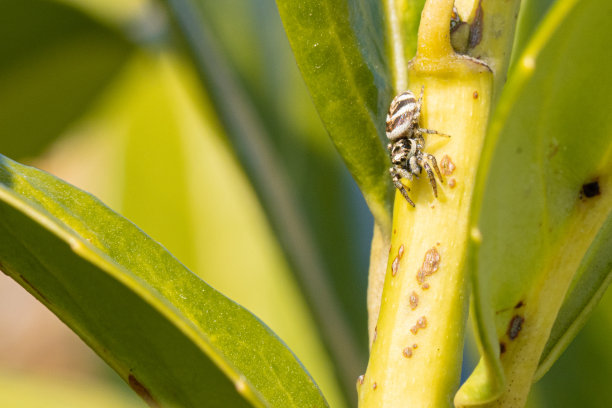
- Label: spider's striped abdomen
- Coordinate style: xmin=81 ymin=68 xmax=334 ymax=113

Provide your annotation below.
xmin=386 ymin=90 xmax=419 ymax=141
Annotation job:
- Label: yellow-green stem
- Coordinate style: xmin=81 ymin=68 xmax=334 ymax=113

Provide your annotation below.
xmin=368 ymin=223 xmax=391 ymax=346
xmin=359 ymin=1 xmax=493 ymax=404
xmin=417 ymin=0 xmax=455 ymax=59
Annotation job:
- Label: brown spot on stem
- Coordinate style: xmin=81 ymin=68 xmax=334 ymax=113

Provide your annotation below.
xmin=392 ymin=256 xmax=400 ymax=277
xmin=403 ymin=347 xmax=413 ymax=358
xmin=373 ymin=326 xmax=377 ymax=343
xmin=411 ymin=316 xmax=428 ymax=334
xmin=357 ymin=375 xmax=364 ymax=386
xmin=440 ymin=155 xmax=456 ymax=176
xmin=409 ymin=291 xmax=419 ymax=310
xmin=448 ymin=178 xmax=456 ymax=188
xmin=500 ymin=342 xmax=506 ymax=354
xmin=422 ymin=248 xmax=440 ymax=274
xmin=422 ymin=283 xmax=430 ymax=290
xmin=129 ymin=374 xmax=159 ymax=407
xmin=508 ymin=315 xmax=524 ymax=340
xmin=514 ymin=301 xmax=524 ymax=309
xmin=417 ymin=247 xmax=441 ymax=285
xmin=372 ymin=382 xmax=377 ymax=390
xmin=412 ymin=344 xmax=418 ymax=349
xmin=398 ymin=244 xmax=405 ymax=259
xmin=473 ymin=91 xmax=479 ymax=99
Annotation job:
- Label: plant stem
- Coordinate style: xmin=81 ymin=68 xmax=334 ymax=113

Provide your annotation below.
xmin=359 ymin=0 xmax=493 ymax=405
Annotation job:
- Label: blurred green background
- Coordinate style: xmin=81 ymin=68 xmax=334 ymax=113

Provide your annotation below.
xmin=0 ymin=0 xmax=609 ymax=407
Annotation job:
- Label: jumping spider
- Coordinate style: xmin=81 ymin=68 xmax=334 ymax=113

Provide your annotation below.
xmin=386 ymin=86 xmax=450 ymax=207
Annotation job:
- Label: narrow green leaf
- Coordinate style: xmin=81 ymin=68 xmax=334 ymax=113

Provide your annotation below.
xmin=275 ymin=0 xmax=393 ymax=231
xmin=458 ymin=0 xmax=612 ymax=405
xmin=0 ymin=0 xmax=133 ymax=159
xmin=0 ymin=154 xmax=328 ymax=408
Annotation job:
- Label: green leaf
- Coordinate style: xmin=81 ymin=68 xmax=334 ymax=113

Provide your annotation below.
xmin=458 ymin=0 xmax=612 ymax=405
xmin=0 ymin=154 xmax=328 ymax=408
xmin=0 ymin=0 xmax=133 ymax=159
xmin=275 ymin=0 xmax=394 ymax=231
xmin=39 ymin=49 xmax=345 ymax=407
xmin=535 ymin=212 xmax=612 ymax=379
xmin=510 ymin=0 xmax=557 ymax=69
xmin=527 ymin=287 xmax=612 ymax=407
xmin=159 ymin=1 xmax=369 ymax=403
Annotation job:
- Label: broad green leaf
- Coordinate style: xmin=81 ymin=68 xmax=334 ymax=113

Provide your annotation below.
xmin=0 ymin=0 xmax=133 ymax=159
xmin=0 ymin=154 xmax=329 ymax=407
xmin=159 ymin=1 xmax=368 ymax=402
xmin=275 ymin=0 xmax=394 ymax=231
xmin=458 ymin=0 xmax=612 ymax=405
xmin=118 ymin=55 xmax=348 ymax=407
xmin=36 ymin=50 xmax=345 ymax=408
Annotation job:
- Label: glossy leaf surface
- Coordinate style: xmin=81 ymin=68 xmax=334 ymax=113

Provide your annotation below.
xmin=275 ymin=0 xmax=394 ymax=230
xmin=0 ymin=154 xmax=328 ymax=407
xmin=36 ymin=49 xmax=343 ymax=407
xmin=460 ymin=0 xmax=612 ymax=403
xmin=0 ymin=0 xmax=132 ymax=159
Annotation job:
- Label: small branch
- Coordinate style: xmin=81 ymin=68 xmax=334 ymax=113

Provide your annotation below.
xmin=417 ymin=0 xmax=455 ymax=60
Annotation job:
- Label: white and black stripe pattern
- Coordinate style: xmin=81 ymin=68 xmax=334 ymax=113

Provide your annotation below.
xmin=385 ymin=91 xmax=419 ymax=141
xmin=385 ymin=86 xmax=449 ymax=206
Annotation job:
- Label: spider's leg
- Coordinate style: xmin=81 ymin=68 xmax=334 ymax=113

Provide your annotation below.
xmin=394 ymin=180 xmax=416 ymax=207
xmin=397 ymin=167 xmax=413 ymax=181
xmin=421 ymin=159 xmax=438 ymax=198
xmin=425 ymin=153 xmax=444 ymax=183
xmin=390 ymin=168 xmax=415 ymax=207
xmin=418 ymin=85 xmax=424 ymax=106
xmin=414 ymin=86 xmax=424 ymax=121
xmin=409 ymin=155 xmax=421 ymax=177
xmin=418 ymin=128 xmax=451 ymax=138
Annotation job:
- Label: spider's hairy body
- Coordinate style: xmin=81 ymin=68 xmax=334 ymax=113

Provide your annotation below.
xmin=386 ymin=86 xmax=448 ymax=207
